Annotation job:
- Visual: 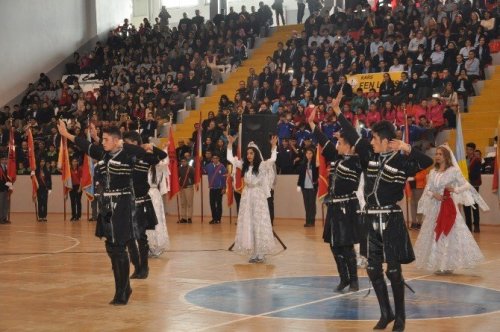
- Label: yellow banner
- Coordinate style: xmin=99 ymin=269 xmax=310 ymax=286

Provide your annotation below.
xmin=346 ymin=71 xmax=404 ymax=93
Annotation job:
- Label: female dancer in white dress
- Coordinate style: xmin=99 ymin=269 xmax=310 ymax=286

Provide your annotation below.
xmin=227 ymin=135 xmax=278 ymax=263
xmin=415 ymin=145 xmax=488 ymax=273
xmin=146 ymin=159 xmax=170 ymax=257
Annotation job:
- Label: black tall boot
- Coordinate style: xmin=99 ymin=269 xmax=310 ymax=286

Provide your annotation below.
xmin=346 ymin=251 xmax=359 ymax=292
xmin=387 ymin=269 xmax=406 ymax=332
xmin=333 ymin=254 xmax=350 ymax=292
xmin=136 ymin=238 xmax=150 ymax=279
xmin=127 ymin=240 xmax=141 ymax=279
xmin=110 ymin=249 xmax=132 ymax=305
xmin=368 ymin=267 xmax=395 ymax=330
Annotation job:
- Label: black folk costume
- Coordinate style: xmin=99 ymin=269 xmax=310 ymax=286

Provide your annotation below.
xmin=74 ymin=137 xmax=150 ymax=305
xmin=313 ymin=126 xmax=363 ymax=292
xmin=338 ymin=114 xmax=433 ymax=331
xmin=127 ymin=147 xmax=167 ymax=279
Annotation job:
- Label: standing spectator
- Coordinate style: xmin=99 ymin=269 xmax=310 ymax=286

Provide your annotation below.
xmin=276 ymin=139 xmax=296 ymax=174
xmin=35 ymin=158 xmax=52 ymax=222
xmin=0 ymin=155 xmax=12 ymax=224
xmin=272 ymin=0 xmax=285 ymax=26
xmin=69 ymin=158 xmax=82 ymax=221
xmin=297 ymin=0 xmax=306 ymax=24
xmin=409 ymin=168 xmax=430 ymax=229
xmin=205 ymin=154 xmax=226 ymax=224
xmin=464 ymin=142 xmax=482 ymax=232
xmin=297 ymin=148 xmax=318 ymax=227
xmin=178 ymin=157 xmax=195 ymax=224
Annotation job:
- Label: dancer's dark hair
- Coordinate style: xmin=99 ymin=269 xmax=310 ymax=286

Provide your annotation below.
xmin=242 ymin=146 xmax=262 ymax=176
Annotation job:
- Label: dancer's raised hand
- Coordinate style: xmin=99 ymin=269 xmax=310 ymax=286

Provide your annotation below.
xmin=331 ymin=91 xmax=343 ymax=115
xmin=389 ymin=139 xmax=411 ymax=153
xmin=270 ymin=135 xmax=278 ymax=148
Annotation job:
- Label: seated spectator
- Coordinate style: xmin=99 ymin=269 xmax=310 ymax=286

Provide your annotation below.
xmin=465 ymin=50 xmax=481 ymax=81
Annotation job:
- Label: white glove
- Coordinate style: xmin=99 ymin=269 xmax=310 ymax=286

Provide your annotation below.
xmin=31 ymin=171 xmax=35 ymax=176
xmin=48 ymin=190 xmax=52 ymax=195
xmin=296 ymin=186 xmax=301 ymax=193
xmin=5 ymin=182 xmax=12 ymax=187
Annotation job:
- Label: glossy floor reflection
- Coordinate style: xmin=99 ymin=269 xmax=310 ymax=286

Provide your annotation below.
xmin=1 ymin=213 xmax=500 ymax=332
xmin=186 ymin=276 xmax=500 ymax=320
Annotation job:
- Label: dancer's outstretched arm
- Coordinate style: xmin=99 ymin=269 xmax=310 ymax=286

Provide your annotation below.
xmin=226 ymin=135 xmax=243 ymax=169
xmin=308 ymin=106 xmax=337 ymax=162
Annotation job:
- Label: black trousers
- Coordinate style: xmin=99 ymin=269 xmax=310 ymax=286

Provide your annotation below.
xmin=69 ymin=185 xmax=82 ymax=218
xmin=297 ymin=3 xmax=306 ymax=23
xmin=267 ymin=189 xmax=275 ymax=225
xmin=209 ymin=188 xmax=223 ymax=221
xmin=37 ymin=188 xmax=48 ymax=218
xmin=302 ymin=188 xmax=317 ymax=225
xmin=275 ymin=8 xmax=285 ymax=26
xmin=235 ymin=191 xmax=241 ymax=214
xmin=457 ymin=91 xmax=469 ymax=111
xmin=463 ymin=186 xmax=480 ymax=231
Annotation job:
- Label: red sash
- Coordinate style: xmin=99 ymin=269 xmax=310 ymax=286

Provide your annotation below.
xmin=434 ymin=189 xmax=456 ymax=241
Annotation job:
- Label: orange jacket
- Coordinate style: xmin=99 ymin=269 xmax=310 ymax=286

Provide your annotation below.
xmin=415 ymin=167 xmax=431 ymax=189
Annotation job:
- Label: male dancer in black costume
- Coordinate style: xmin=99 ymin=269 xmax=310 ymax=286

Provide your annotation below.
xmin=333 ymin=93 xmax=433 ymax=331
xmin=57 ymin=120 xmax=154 ymax=305
xmin=308 ymin=99 xmax=363 ymax=293
xmin=123 ymin=131 xmax=167 ymax=279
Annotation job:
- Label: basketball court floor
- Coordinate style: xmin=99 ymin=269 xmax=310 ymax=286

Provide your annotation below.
xmin=1 ymin=213 xmax=500 ymax=331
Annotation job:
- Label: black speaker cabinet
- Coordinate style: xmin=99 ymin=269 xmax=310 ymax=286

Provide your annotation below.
xmin=241 ymin=114 xmax=278 ymax=159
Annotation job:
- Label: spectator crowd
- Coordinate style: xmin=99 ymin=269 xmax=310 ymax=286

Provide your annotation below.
xmin=1 ymin=0 xmax=499 ymax=178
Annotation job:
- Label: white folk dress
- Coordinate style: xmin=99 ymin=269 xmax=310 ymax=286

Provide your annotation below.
xmin=414 ymin=166 xmax=488 ymax=271
xmin=227 ymin=147 xmax=278 ymax=257
xmin=146 ymin=160 xmax=170 ymax=257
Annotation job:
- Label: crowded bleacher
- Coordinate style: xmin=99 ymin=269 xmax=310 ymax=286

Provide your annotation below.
xmin=1 ymin=0 xmax=499 ymax=177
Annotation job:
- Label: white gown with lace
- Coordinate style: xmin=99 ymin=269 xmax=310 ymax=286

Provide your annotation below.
xmin=146 ymin=161 xmax=170 ymax=257
xmin=227 ymin=147 xmax=278 ymax=257
xmin=414 ymin=166 xmax=488 ymax=271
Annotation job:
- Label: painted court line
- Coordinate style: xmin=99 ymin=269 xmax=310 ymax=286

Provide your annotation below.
xmin=195 ymin=258 xmax=500 ymax=330
xmin=0 ymin=231 xmax=80 ymax=264
xmin=197 ymin=273 xmax=434 ymax=331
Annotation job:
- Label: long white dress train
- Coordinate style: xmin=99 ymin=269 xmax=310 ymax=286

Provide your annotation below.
xmin=146 ymin=161 xmax=170 ymax=257
xmin=227 ymin=146 xmax=278 ymax=258
xmin=414 ymin=166 xmax=488 ymax=271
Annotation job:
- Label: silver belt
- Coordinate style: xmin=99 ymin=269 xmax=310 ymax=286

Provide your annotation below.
xmin=362 ymin=209 xmax=400 ymax=214
xmin=103 ymin=191 xmax=131 ymax=197
xmin=330 ymin=196 xmax=357 ymax=203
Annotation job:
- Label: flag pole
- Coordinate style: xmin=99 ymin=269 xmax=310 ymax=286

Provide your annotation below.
xmin=404 ymin=106 xmax=411 ymax=229
xmin=200 ymin=173 xmax=204 ymax=223
xmin=34 ymin=198 xmax=39 ymax=222
xmin=321 ymin=203 xmax=325 ymax=226
xmin=64 ymin=196 xmax=67 ymax=221
xmin=8 ymin=192 xmax=11 ymax=223
xmin=176 ymin=195 xmax=181 ymax=222
xmin=87 ymin=199 xmax=90 ymax=221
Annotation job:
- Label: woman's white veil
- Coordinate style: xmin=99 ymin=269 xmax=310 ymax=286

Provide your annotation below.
xmin=439 ymin=143 xmax=489 ymax=211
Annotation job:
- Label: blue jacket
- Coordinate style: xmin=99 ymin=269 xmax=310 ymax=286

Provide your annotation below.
xmin=204 ymin=163 xmax=227 ymax=189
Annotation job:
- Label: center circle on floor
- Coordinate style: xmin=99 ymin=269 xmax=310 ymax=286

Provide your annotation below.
xmin=185 ymin=276 xmax=500 ymax=320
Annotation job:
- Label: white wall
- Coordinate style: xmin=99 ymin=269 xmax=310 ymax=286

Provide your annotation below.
xmin=0 ymin=0 xmax=132 ymax=107
xmin=138 ymin=0 xmax=304 ymax=28
xmin=96 ymin=0 xmax=133 ymax=35
xmin=10 ymin=174 xmax=500 ymax=225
